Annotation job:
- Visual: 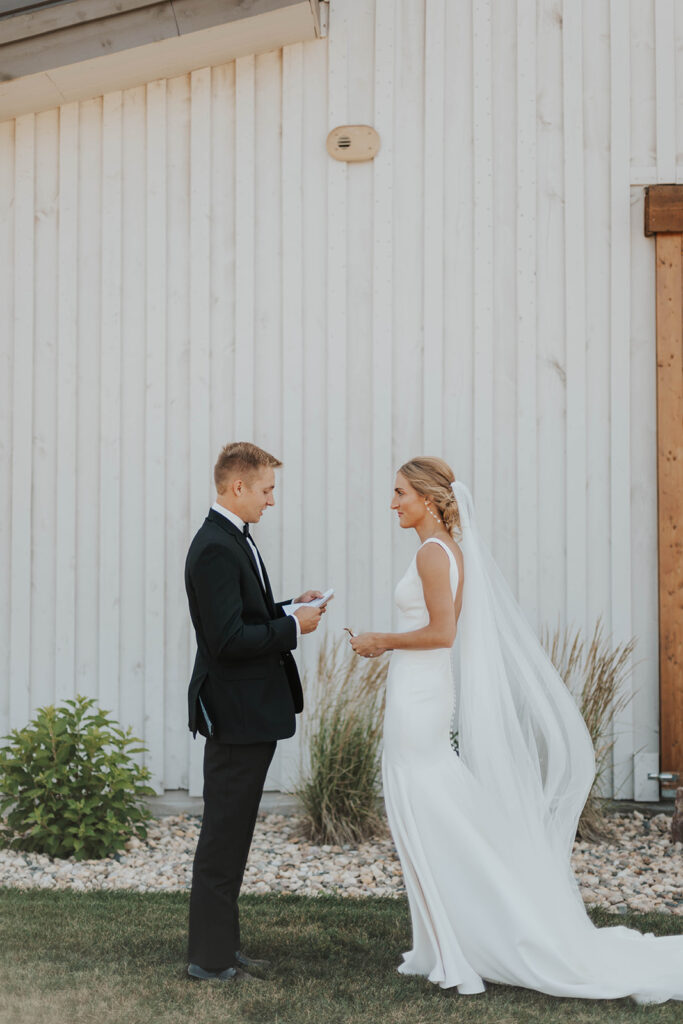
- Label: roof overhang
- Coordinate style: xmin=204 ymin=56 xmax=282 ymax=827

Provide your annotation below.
xmin=0 ymin=0 xmax=324 ymax=122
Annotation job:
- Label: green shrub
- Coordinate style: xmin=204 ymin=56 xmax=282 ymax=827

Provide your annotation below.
xmin=0 ymin=695 xmax=155 ymax=860
xmin=296 ymin=638 xmax=388 ymax=845
xmin=542 ymin=619 xmax=635 ymax=841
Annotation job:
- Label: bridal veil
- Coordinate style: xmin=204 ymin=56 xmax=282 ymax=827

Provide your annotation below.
xmin=452 ymin=481 xmax=596 ymax=865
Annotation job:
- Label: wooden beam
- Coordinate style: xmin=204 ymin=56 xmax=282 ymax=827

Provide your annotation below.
xmin=645 ymin=185 xmax=683 ymax=236
xmin=654 ymin=232 xmax=683 ymax=781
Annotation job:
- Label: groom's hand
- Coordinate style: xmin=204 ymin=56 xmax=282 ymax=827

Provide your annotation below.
xmin=294 ymin=590 xmax=324 ymax=604
xmin=294 ymin=605 xmax=323 ymax=634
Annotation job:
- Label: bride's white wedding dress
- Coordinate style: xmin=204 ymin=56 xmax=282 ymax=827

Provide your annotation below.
xmin=382 ymin=534 xmax=683 ymax=1002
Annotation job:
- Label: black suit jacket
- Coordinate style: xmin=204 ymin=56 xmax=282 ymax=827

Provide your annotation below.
xmin=185 ymin=509 xmax=304 ymax=743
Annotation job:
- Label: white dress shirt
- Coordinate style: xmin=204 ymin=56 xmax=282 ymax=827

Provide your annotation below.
xmin=211 ymin=502 xmax=301 ymax=636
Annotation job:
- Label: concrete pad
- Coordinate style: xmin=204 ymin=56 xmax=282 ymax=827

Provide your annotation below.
xmin=146 ymin=789 xmax=303 ymax=818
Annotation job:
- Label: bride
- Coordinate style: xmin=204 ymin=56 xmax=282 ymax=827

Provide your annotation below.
xmin=349 ymin=456 xmax=683 ymax=1003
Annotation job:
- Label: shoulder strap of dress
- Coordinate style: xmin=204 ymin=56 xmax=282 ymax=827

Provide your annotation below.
xmin=421 ymin=537 xmax=456 ymax=563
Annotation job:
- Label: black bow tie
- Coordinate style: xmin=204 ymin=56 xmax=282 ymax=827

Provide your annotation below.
xmin=242 ymin=523 xmax=250 ymax=538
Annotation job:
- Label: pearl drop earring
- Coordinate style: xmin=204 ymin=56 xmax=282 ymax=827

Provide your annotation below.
xmin=425 ymin=499 xmax=441 ymax=523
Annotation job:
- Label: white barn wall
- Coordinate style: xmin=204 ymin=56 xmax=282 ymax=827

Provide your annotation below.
xmin=0 ymin=0 xmax=678 ymax=796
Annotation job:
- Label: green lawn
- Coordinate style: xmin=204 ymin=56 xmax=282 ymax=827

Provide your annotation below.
xmin=1 ymin=889 xmax=681 ymax=1024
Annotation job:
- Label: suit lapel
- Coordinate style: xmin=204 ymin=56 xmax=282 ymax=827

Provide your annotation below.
xmin=207 ymin=509 xmax=274 ymax=611
xmin=255 ymin=548 xmax=277 ymax=616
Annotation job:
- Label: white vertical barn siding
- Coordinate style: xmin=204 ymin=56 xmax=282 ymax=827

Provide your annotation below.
xmin=609 ymin=2 xmax=635 ymax=799
xmin=144 ymin=80 xmax=168 ymax=793
xmin=2 ymin=0 xmax=682 ymax=796
xmin=9 ymin=114 xmax=35 ymax=734
xmin=563 ymin=0 xmax=588 ymax=638
xmin=55 ymin=103 xmax=78 ymax=707
xmin=492 ymin=0 xmax=518 ymax=592
xmin=371 ymin=0 xmax=395 ymax=632
xmin=325 ymin=1 xmax=348 ymax=636
xmin=515 ymin=0 xmax=539 ymax=627
xmin=99 ymin=93 xmax=123 ymax=728
xmin=0 ymin=118 xmax=14 ymax=735
xmin=472 ymin=0 xmax=494 ymax=549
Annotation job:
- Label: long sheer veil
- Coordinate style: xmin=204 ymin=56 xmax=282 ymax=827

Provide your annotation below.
xmin=452 ymin=481 xmax=595 ymax=864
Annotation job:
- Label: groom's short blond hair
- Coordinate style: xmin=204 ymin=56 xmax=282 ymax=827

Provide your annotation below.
xmin=214 ymin=441 xmax=282 ymax=493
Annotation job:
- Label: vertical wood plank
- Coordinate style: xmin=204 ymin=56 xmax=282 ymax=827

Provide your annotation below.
xmin=75 ymin=98 xmax=102 ymax=702
xmin=490 ymin=0 xmax=517 ymax=583
xmin=188 ymin=67 xmax=212 ymax=797
xmin=582 ymin=0 xmax=611 ymax=650
xmin=676 ymin=1 xmax=683 ymax=180
xmin=655 ymin=232 xmax=683 ymax=780
xmin=629 ymin=0 xmax=656 ymax=177
xmin=31 ymin=110 xmax=59 ymax=712
xmin=99 ymin=92 xmax=123 ymax=719
xmin=301 ymin=35 xmax=328 ymax=665
xmin=372 ymin=0 xmax=395 ymax=629
xmin=189 ymin=69 xmax=212 ymax=547
xmin=253 ymin=57 xmax=285 ymax=790
xmin=235 ymin=56 xmax=256 ymax=441
xmin=165 ymin=73 xmax=192 ymax=789
xmin=536 ymin=0 xmax=566 ymax=628
xmin=276 ymin=41 xmax=305 ymax=782
xmin=297 ymin=39 xmax=330 ymax=746
xmin=327 ymin=2 xmax=348 ymax=625
xmin=281 ymin=43 xmax=304 ymax=596
xmin=209 ymin=63 xmax=236 ymax=460
xmin=0 ymin=119 xmax=14 ymax=736
xmin=422 ymin=0 xmax=445 ymax=453
xmin=343 ymin=0 xmax=374 ymax=641
xmin=515 ymin=0 xmax=538 ymax=625
xmin=252 ymin=49 xmax=282 ymax=539
xmin=120 ymin=87 xmax=146 ymax=748
xmin=145 ymin=79 xmax=167 ymax=793
xmin=392 ymin=0 xmax=425 ymax=582
xmin=9 ymin=113 xmax=34 ymax=730
xmin=187 ymin=67 xmax=212 ymax=796
xmin=472 ymin=0 xmax=494 ymax=541
xmin=610 ymin=0 xmax=635 ymax=797
xmin=654 ymin=0 xmax=676 ymax=183
xmin=443 ymin=0 xmax=474 ymax=494
xmin=562 ymin=0 xmax=587 ymax=636
xmin=55 ymin=103 xmax=79 ymax=704
xmin=278 ymin=43 xmax=304 ymax=789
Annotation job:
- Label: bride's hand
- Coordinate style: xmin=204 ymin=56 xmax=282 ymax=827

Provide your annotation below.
xmin=349 ymin=633 xmax=386 ymax=658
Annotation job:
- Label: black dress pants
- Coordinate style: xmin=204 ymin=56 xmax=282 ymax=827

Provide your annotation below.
xmin=188 ymin=738 xmax=276 ymax=970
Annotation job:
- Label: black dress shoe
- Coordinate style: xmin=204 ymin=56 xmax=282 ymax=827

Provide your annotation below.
xmin=235 ymin=950 xmax=272 ymax=974
xmin=187 ymin=963 xmax=258 ymax=983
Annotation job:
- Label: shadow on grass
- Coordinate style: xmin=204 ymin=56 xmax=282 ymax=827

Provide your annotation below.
xmin=0 ymin=889 xmax=681 ymax=1024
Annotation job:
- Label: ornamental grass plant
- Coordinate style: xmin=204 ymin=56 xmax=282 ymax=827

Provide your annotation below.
xmin=542 ymin=619 xmax=636 ymax=841
xmin=0 ymin=695 xmax=154 ymax=860
xmin=297 ymin=621 xmax=633 ymax=846
xmin=296 ymin=637 xmax=388 ymax=845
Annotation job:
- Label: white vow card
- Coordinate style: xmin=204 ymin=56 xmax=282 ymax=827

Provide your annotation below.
xmin=283 ymin=588 xmax=334 ymax=613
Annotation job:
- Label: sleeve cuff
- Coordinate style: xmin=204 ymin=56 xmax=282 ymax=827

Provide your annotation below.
xmin=286 ymin=609 xmax=302 ymax=637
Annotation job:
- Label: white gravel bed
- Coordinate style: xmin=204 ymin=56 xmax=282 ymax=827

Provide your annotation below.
xmin=0 ymin=811 xmax=680 ymax=916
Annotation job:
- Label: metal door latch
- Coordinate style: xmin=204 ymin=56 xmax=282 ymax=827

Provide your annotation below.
xmin=648 ymin=771 xmax=680 ymax=783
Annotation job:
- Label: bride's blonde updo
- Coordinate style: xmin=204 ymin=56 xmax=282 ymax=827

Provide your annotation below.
xmin=398 ymin=456 xmax=461 ymax=537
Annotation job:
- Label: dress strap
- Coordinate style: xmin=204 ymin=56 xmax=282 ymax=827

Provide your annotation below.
xmin=420 ymin=537 xmax=458 ymax=569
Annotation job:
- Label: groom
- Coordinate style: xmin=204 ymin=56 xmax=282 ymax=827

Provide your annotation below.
xmin=185 ymin=441 xmax=325 ymax=982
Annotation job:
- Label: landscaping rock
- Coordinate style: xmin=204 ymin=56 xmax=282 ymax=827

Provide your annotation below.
xmin=671 ymin=788 xmax=683 ymax=844
xmin=0 ymin=811 xmax=680 ymax=915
